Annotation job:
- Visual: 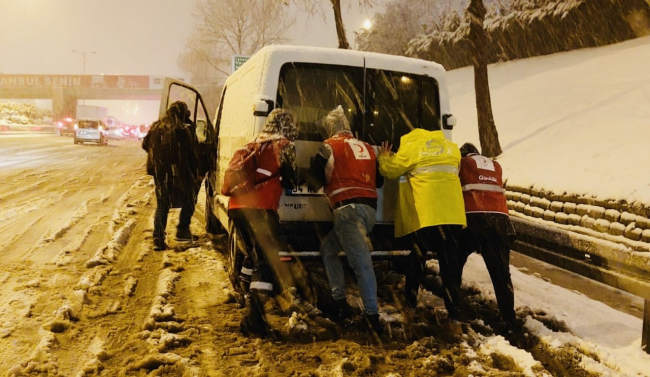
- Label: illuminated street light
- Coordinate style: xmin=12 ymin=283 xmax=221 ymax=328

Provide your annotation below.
xmin=355 ymin=19 xmax=373 ymax=50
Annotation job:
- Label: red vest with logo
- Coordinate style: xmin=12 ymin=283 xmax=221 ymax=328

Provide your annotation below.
xmin=459 ymin=154 xmax=509 ymax=214
xmin=324 ymin=134 xmax=378 ymax=206
xmin=229 ymin=138 xmax=289 ymax=210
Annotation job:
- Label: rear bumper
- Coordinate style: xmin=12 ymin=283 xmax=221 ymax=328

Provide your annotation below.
xmin=278 ymin=222 xmax=413 ymax=260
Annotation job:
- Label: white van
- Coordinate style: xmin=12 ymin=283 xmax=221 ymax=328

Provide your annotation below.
xmin=159 ymin=45 xmax=457 ymax=292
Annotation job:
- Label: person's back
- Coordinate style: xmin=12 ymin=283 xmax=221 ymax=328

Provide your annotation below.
xmin=459 ymin=148 xmax=509 ymax=216
xmin=378 ymin=128 xmax=465 ymax=237
xmin=227 ymin=136 xmax=293 ymax=210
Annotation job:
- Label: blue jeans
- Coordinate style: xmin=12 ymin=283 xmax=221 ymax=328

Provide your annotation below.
xmin=321 ymin=203 xmax=378 ymax=315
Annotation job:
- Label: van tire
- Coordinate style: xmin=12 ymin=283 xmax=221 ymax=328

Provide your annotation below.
xmin=227 ymin=222 xmax=245 ymax=293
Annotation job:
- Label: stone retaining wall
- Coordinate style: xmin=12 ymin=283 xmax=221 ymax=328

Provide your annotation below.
xmin=505 ymin=184 xmax=650 ymax=252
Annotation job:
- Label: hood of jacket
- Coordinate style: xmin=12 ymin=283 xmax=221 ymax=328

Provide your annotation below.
xmin=317 ymin=105 xmax=352 ymax=140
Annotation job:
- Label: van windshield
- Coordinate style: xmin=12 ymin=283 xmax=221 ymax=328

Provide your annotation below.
xmin=277 ymin=63 xmax=441 ymax=148
xmin=78 ymin=120 xmax=100 ymax=129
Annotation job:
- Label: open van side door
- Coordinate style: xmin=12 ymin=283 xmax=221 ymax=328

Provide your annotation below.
xmin=158 ymin=77 xmax=220 ymax=232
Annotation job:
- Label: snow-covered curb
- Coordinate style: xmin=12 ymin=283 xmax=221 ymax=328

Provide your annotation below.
xmin=506 ymin=185 xmax=650 ymax=249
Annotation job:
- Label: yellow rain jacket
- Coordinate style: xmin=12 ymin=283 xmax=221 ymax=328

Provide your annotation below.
xmin=378 ymin=129 xmax=466 ymax=237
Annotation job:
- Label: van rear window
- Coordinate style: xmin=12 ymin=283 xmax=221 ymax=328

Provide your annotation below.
xmin=277 ymin=63 xmax=364 ymax=141
xmin=277 ymin=63 xmax=441 ymax=148
xmin=78 ymin=121 xmax=100 ymax=129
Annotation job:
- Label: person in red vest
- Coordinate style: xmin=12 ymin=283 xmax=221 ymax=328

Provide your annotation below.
xmin=226 ymin=108 xmax=298 ymax=337
xmin=309 ymin=106 xmax=384 ymax=335
xmin=458 ymin=142 xmax=517 ymax=327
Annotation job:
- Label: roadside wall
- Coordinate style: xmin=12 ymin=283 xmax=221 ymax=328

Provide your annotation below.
xmin=506 ymin=183 xmax=650 ymax=253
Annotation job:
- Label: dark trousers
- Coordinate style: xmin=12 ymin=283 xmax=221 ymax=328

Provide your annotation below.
xmin=413 ymin=225 xmax=464 ymax=319
xmin=459 ymin=218 xmax=516 ymax=324
xmin=153 ymin=195 xmax=195 ymax=242
xmin=229 ymin=209 xmax=292 ymax=296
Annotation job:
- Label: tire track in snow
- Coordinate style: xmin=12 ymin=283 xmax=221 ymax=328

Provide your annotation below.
xmin=42 ymin=199 xmax=90 ymax=242
xmin=5 ymin=179 xmax=152 ymax=374
xmin=0 ymin=179 xmax=47 ymax=203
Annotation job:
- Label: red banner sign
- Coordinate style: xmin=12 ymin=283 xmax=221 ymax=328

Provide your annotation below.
xmin=0 ymin=75 xmax=152 ymax=89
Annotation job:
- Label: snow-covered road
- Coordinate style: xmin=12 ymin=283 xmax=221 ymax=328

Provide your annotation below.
xmin=1 ymin=134 xmax=649 ymax=375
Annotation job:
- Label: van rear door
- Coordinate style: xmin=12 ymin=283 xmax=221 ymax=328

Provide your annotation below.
xmin=274 ymin=62 xmax=366 ymax=222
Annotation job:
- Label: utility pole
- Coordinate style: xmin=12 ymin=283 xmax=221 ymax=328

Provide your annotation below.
xmin=72 ymin=50 xmax=96 ymax=104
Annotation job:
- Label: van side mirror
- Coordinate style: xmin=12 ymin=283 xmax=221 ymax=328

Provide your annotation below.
xmin=253 ymin=99 xmax=275 ymax=117
xmin=442 ymin=114 xmax=456 ymax=130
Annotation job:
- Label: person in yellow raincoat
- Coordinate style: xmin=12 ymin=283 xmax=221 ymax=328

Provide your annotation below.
xmin=378 ymin=128 xmax=466 ymax=320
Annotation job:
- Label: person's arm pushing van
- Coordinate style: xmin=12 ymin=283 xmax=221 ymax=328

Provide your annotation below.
xmin=307 ymin=144 xmax=331 ymax=192
xmin=279 ymin=142 xmax=297 ymax=190
xmin=377 ymin=140 xmax=411 ymax=179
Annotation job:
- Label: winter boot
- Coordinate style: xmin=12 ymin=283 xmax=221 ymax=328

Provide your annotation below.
xmin=239 ymin=291 xmax=271 ymax=338
xmin=364 ymin=313 xmax=383 ymax=336
xmin=176 ymin=227 xmax=198 ymax=242
xmin=322 ymin=298 xmax=353 ymax=322
xmin=153 ymin=238 xmax=167 ymax=251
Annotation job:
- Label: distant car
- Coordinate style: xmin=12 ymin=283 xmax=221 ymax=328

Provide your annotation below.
xmin=56 ymin=118 xmax=76 ymax=136
xmin=136 ymin=124 xmax=150 ymax=140
xmin=74 ymin=119 xmax=108 ymax=146
xmin=106 ymin=126 xmax=125 ymax=139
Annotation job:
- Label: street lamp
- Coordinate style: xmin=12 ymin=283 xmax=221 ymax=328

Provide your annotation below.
xmin=354 ymin=19 xmax=373 ymax=50
xmin=72 ymin=50 xmax=96 ymax=75
xmin=72 ymin=50 xmax=96 ymax=105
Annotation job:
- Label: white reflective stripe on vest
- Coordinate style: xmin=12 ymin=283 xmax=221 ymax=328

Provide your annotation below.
xmin=240 ymin=267 xmax=253 ymax=276
xmin=462 ymin=183 xmax=505 ymax=193
xmin=328 ymin=186 xmax=376 ymax=198
xmin=256 ymin=168 xmax=272 ymax=176
xmin=409 ymin=164 xmax=458 ymax=176
xmin=250 ymin=281 xmax=273 ymax=291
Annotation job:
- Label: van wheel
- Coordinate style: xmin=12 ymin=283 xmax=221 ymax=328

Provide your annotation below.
xmin=227 ymin=222 xmax=245 ymax=293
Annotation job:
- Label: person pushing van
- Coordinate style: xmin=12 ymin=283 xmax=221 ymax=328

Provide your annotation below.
xmin=309 ymin=106 xmax=384 ymax=335
xmin=378 ymin=128 xmax=466 ymax=325
xmin=458 ymin=142 xmax=517 ymax=329
xmin=221 ymin=108 xmax=298 ymax=337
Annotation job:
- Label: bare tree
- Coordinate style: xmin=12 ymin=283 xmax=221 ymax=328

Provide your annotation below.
xmin=179 ymin=0 xmax=294 ymax=81
xmin=468 ymin=0 xmax=502 ymax=157
xmin=289 ymin=0 xmax=376 ymax=49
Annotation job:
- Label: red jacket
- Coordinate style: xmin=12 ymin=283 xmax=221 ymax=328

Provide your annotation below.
xmin=324 ymin=134 xmax=378 ymax=206
xmin=228 ymin=138 xmax=290 ymax=210
xmin=459 ymin=153 xmax=509 ymax=215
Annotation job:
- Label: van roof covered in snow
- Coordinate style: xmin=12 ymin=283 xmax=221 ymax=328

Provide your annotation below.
xmin=227 ymin=44 xmax=447 ymax=86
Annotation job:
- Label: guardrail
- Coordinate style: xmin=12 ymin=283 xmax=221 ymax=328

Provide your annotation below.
xmin=510 ymin=215 xmax=650 ymax=354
